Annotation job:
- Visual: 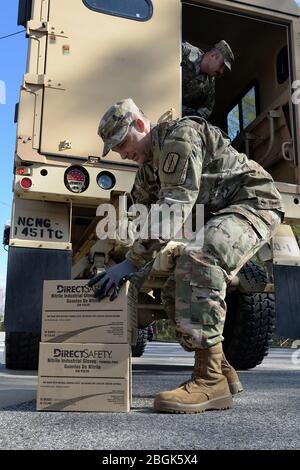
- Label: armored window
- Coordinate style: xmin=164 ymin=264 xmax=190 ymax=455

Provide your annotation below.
xmin=226 ymin=84 xmax=258 ymax=141
xmin=277 ymin=46 xmax=289 ymax=84
xmin=83 ymin=0 xmax=153 ymax=21
xmin=241 ymin=87 xmax=257 ymax=129
xmin=227 ymin=104 xmax=240 ymax=141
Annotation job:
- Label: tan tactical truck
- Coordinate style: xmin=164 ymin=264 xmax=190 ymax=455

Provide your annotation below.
xmin=4 ymin=0 xmax=300 ymax=369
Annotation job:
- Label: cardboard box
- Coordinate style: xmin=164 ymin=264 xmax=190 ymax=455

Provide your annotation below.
xmin=37 ymin=342 xmax=131 ymax=412
xmin=41 ymin=280 xmax=137 ymax=344
xmin=37 ymin=376 xmax=129 ymax=412
xmin=38 ymin=342 xmax=130 ymax=378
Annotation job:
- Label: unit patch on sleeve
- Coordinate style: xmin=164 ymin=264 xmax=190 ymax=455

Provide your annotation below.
xmin=163 ymin=152 xmax=180 ymax=174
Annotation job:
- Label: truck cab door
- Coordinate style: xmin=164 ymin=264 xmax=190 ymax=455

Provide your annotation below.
xmin=35 ymin=0 xmax=180 ymax=161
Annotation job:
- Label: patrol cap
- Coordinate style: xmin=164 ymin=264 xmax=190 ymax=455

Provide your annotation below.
xmin=214 ymin=40 xmax=234 ymax=71
xmin=98 ymin=98 xmax=143 ymax=157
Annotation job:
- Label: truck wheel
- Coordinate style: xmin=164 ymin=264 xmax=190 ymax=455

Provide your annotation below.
xmin=131 ymin=328 xmax=148 ymax=357
xmin=223 ymin=261 xmax=276 ymax=370
xmin=5 ymin=332 xmax=40 ymax=370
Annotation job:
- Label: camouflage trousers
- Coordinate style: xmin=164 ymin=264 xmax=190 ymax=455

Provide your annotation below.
xmin=161 ymin=207 xmax=282 ymax=350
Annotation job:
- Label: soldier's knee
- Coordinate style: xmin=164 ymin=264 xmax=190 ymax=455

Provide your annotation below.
xmin=176 ymin=251 xmax=227 ymax=293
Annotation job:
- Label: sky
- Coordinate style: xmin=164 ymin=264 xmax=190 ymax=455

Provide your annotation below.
xmin=0 ymin=1 xmax=27 ymax=288
xmin=1 ymin=0 xmax=300 ymax=292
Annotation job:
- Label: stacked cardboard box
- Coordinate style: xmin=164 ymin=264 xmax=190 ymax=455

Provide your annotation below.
xmin=37 ymin=280 xmax=137 ymax=412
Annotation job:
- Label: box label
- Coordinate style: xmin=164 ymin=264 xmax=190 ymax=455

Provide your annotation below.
xmin=38 ymin=342 xmax=130 ymax=378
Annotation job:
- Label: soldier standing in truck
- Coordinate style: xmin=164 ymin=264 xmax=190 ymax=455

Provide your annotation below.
xmin=182 ymin=39 xmax=235 ymax=119
xmin=88 ymin=98 xmax=284 ymax=414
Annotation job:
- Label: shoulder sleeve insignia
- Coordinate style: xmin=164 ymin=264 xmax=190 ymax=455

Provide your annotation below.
xmin=163 ymin=152 xmax=180 ymax=174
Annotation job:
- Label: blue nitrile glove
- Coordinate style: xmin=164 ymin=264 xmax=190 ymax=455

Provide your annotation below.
xmin=87 ymin=259 xmax=138 ymax=301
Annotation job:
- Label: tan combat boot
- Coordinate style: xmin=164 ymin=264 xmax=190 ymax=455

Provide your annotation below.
xmin=221 ymin=353 xmax=243 ymax=395
xmin=154 ymin=343 xmax=233 ymax=413
xmin=178 ymin=350 xmax=243 ymax=396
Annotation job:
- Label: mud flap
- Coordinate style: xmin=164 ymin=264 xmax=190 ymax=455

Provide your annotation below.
xmin=273 ymin=265 xmax=300 ymax=338
xmin=4 ymin=246 xmax=72 ymax=333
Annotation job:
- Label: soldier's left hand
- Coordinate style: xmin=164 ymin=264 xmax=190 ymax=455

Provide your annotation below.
xmin=87 ymin=259 xmax=138 ymax=301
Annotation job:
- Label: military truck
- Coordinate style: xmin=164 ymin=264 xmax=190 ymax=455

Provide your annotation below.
xmin=4 ymin=0 xmax=300 ymax=370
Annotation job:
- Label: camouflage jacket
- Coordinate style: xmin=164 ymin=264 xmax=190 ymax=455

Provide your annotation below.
xmin=182 ymin=41 xmax=215 ymax=120
xmin=126 ymin=118 xmax=284 ymax=268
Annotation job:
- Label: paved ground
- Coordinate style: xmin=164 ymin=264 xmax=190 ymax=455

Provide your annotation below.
xmin=0 ymin=335 xmax=299 ymax=450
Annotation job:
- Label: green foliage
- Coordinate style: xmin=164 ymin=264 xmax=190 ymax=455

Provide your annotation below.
xmin=227 ymin=86 xmax=256 ymax=140
xmin=242 ymin=87 xmax=256 ymax=128
xmin=0 ymin=317 xmax=4 ymax=332
xmin=155 ymin=319 xmax=178 ymax=342
xmin=227 ymin=104 xmax=239 ymax=140
xmin=291 ymin=224 xmax=300 ymax=246
xmin=154 ymin=321 xmax=294 ymax=347
xmin=271 ymin=334 xmax=293 ymax=348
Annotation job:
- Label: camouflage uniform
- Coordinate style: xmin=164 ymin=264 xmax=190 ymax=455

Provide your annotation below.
xmin=182 ymin=40 xmax=234 ymax=120
xmin=126 ymin=117 xmax=284 ymax=350
xmin=98 ymin=99 xmax=284 ymax=351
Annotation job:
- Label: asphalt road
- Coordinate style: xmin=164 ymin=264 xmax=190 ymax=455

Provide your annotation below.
xmin=0 ymin=334 xmax=299 ymax=450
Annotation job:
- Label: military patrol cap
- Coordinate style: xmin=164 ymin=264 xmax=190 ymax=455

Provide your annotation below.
xmin=98 ymin=98 xmax=143 ymax=157
xmin=214 ymin=40 xmax=234 ymax=71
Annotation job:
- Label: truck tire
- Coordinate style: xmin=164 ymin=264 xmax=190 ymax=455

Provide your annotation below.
xmin=131 ymin=328 xmax=148 ymax=357
xmin=5 ymin=332 xmax=40 ymax=370
xmin=223 ymin=261 xmax=276 ymax=370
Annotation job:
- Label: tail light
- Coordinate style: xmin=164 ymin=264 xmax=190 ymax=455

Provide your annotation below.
xmin=19 ymin=177 xmax=32 ymax=190
xmin=15 ymin=166 xmax=32 ymax=176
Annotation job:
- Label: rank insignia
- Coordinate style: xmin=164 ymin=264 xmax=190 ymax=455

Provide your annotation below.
xmin=163 ymin=152 xmax=180 ymax=173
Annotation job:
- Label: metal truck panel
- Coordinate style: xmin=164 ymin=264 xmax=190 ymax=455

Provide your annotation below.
xmin=38 ymin=0 xmax=180 ymax=160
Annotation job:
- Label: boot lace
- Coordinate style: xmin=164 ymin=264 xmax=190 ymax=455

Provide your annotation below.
xmin=179 ymin=374 xmax=199 ymax=390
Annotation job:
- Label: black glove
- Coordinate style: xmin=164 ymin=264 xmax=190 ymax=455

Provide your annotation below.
xmin=88 ymin=259 xmax=138 ymax=301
